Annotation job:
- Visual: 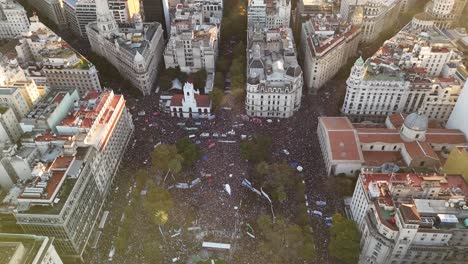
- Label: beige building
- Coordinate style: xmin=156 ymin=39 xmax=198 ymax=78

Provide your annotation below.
xmin=0 ymin=81 xmax=40 ymax=120
xmin=0 ymin=107 xmax=21 ymax=144
xmin=350 ymin=172 xmax=468 ymax=264
xmin=317 ymin=113 xmax=467 ymax=176
xmin=0 ymin=233 xmax=63 ymax=264
xmin=301 ymin=14 xmax=361 ymax=94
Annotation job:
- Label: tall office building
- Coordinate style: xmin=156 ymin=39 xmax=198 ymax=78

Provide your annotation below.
xmin=63 ymin=0 xmax=140 ymax=38
xmin=141 ymin=0 xmax=170 ymax=38
xmin=6 ymin=89 xmax=134 ymax=262
xmin=26 ymin=0 xmax=68 ymax=28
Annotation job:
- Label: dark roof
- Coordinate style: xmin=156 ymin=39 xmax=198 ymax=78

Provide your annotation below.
xmin=250 ymin=58 xmax=264 ymax=69
xmin=286 ymin=65 xmax=302 ymax=77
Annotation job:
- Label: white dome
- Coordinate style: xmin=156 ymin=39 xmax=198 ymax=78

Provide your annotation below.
xmin=404 ymin=112 xmax=428 ymax=131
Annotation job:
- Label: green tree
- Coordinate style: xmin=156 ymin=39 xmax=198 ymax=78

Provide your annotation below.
xmin=328 ymin=213 xmax=360 ymax=264
xmin=191 ymin=69 xmax=207 ymax=92
xmin=151 ymin=144 xmax=183 ymax=175
xmin=256 ymin=215 xmax=315 ymax=264
xmin=327 ymin=174 xmax=357 ymax=197
xmin=158 ymin=75 xmax=172 ymax=90
xmin=240 ymin=135 xmax=272 ymax=164
xmin=176 ymin=138 xmax=202 ymax=169
xmin=143 ymin=184 xmax=174 ymax=226
xmin=214 ymin=71 xmax=225 ymax=88
xmin=209 ymin=87 xmax=225 ymax=112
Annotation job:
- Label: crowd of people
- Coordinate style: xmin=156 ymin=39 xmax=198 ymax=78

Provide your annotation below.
xmin=86 ymin=77 xmax=347 ymax=263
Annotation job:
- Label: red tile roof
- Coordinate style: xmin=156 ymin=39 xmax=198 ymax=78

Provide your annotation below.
xmin=320 ymin=117 xmax=354 ymax=131
xmin=328 ymin=130 xmax=362 ymax=161
xmin=170 ymin=94 xmax=211 ymax=108
xmin=404 ymin=141 xmax=439 ymax=161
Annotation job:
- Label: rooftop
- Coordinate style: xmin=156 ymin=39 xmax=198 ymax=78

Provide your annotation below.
xmin=0 ymin=233 xmax=56 ymax=264
xmin=361 ymin=172 xmax=468 ymax=231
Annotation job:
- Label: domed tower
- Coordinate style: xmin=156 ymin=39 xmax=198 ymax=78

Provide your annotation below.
xmin=400 ymin=112 xmax=429 ymax=142
xmin=351 ymin=6 xmax=364 ymax=25
xmin=96 ymin=0 xmax=118 ymax=38
xmin=348 ymin=56 xmax=366 ymax=83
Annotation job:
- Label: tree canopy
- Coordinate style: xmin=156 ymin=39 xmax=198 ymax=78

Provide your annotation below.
xmin=328 ymin=213 xmax=360 ymax=264
xmin=151 ymin=144 xmax=183 ymax=175
xmin=256 ymin=215 xmax=315 ymax=264
xmin=176 ymin=138 xmax=202 ymax=169
xmin=143 ymin=183 xmax=174 ymax=226
xmin=240 ymin=135 xmax=272 ymax=164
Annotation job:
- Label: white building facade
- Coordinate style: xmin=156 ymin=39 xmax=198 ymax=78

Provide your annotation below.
xmin=0 ymin=0 xmax=30 ymax=39
xmin=245 ymin=27 xmax=303 ymax=118
xmin=341 ymin=23 xmax=464 ymax=123
xmin=301 ymin=14 xmax=361 ymax=94
xmin=170 ymin=81 xmax=212 ymax=118
xmin=86 ymin=0 xmax=165 ymax=95
xmin=341 ymin=0 xmax=402 ymax=43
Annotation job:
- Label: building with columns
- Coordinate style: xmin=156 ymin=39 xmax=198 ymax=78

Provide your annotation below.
xmin=350 ymin=172 xmax=468 ymax=264
xmin=245 ymin=26 xmax=303 ymax=118
xmin=317 ymin=113 xmax=467 ymax=176
xmin=301 ymin=14 xmax=361 ymax=94
xmin=170 ymin=81 xmax=212 ymax=118
xmin=341 ymin=22 xmax=464 ymax=123
xmin=86 ymin=0 xmax=165 ymax=96
xmin=0 ymin=0 xmax=30 ymax=39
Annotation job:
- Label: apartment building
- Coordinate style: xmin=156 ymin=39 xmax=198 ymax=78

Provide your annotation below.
xmin=341 ymin=22 xmax=464 ymax=123
xmin=0 ymin=107 xmax=21 ymax=144
xmin=140 ymin=0 xmax=170 ymax=38
xmin=14 ymin=16 xmax=101 ymax=96
xmin=26 ymin=0 xmax=68 ymax=28
xmin=247 ymin=0 xmax=290 ymax=29
xmin=0 ymin=89 xmax=134 ymax=262
xmin=341 ymin=0 xmax=401 ymax=43
xmin=245 ymin=27 xmax=303 ymax=118
xmin=64 ymin=0 xmax=140 ymax=38
xmin=86 ymin=0 xmax=164 ymax=95
xmin=317 ymin=114 xmax=467 ymax=176
xmin=0 ymin=233 xmax=63 ymax=264
xmin=301 ymin=14 xmax=361 ymax=94
xmin=164 ymin=2 xmax=219 ymax=73
xmin=0 ymin=0 xmax=29 ymax=38
xmin=350 ymin=172 xmax=468 ymax=264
